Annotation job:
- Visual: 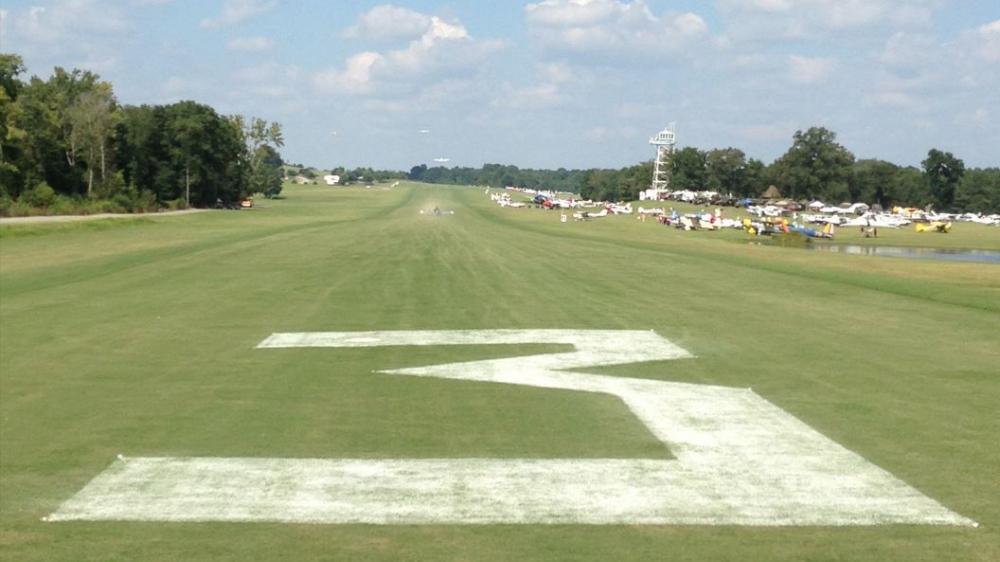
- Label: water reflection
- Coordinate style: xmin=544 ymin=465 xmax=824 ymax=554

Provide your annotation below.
xmin=807 ymin=244 xmax=1000 ymax=264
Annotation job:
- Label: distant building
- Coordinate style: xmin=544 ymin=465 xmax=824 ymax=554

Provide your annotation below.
xmin=323 ymin=175 xmax=341 ymax=186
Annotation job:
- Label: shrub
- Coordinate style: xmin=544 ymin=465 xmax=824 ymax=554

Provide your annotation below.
xmin=7 ymin=200 xmax=34 ymax=217
xmin=95 ymin=171 xmax=128 ymax=199
xmin=135 ymin=190 xmax=158 ymax=212
xmin=49 ymin=195 xmax=80 ymax=216
xmin=111 ymin=193 xmax=135 ymax=212
xmin=22 ymin=182 xmax=57 ymax=208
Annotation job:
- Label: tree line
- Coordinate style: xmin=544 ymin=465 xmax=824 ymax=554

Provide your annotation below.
xmin=409 ymin=163 xmax=588 ymax=192
xmin=0 ymin=54 xmax=285 ymax=215
xmin=408 ymin=127 xmax=998 ymax=213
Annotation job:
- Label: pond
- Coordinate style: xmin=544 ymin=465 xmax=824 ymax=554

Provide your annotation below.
xmin=807 ymin=244 xmax=1000 ymax=264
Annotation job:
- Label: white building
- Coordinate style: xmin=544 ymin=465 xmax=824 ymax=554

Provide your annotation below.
xmin=323 ymin=175 xmax=341 ymax=186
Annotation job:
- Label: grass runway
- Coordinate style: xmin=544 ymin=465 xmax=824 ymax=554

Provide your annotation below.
xmin=1 ymin=182 xmax=998 ymax=560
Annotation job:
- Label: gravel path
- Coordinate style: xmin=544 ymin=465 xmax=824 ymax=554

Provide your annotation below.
xmin=0 ymin=209 xmax=209 ymax=225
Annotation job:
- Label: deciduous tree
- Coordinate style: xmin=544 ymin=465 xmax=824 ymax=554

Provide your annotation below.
xmin=772 ymin=127 xmax=854 ymax=201
xmin=922 ymin=149 xmax=965 ymax=210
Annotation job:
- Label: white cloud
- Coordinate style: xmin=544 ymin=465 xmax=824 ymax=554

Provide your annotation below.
xmin=969 ymin=19 xmax=1000 ymax=62
xmin=742 ymin=0 xmax=793 ymax=12
xmin=200 ymin=0 xmax=276 ymax=29
xmin=525 ymin=0 xmax=622 ymax=27
xmin=386 ymin=17 xmax=470 ymax=72
xmin=536 ymin=62 xmax=575 ymax=84
xmin=888 ymin=4 xmax=933 ymax=28
xmin=3 ymin=1 xmax=129 ymax=73
xmin=879 ymin=32 xmax=935 ymax=68
xmin=313 ymin=52 xmax=384 ymax=95
xmin=524 ymin=0 xmax=707 ymax=56
xmin=315 ymin=13 xmax=503 ymax=96
xmin=717 ymin=0 xmax=937 ymax=42
xmin=227 ymin=36 xmax=274 ymax=52
xmin=344 ymin=5 xmax=431 ymax=41
xmin=8 ymin=1 xmax=127 ymax=43
xmin=494 ymin=62 xmax=579 ymax=110
xmin=788 ymin=55 xmax=834 ymax=84
xmin=720 ymin=0 xmax=886 ymax=26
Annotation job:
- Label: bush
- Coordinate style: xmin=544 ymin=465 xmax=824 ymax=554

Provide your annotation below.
xmin=0 ymin=194 xmax=13 ymax=217
xmin=166 ymin=198 xmax=189 ymax=210
xmin=49 ymin=195 xmax=80 ymax=216
xmin=135 ymin=190 xmax=158 ymax=212
xmin=95 ymin=171 xmax=128 ymax=199
xmin=6 ymin=200 xmax=34 ymax=217
xmin=111 ymin=193 xmax=135 ymax=212
xmin=22 ymin=182 xmax=57 ymax=208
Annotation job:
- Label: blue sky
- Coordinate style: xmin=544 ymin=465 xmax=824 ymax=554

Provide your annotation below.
xmin=2 ymin=1 xmax=998 ymax=170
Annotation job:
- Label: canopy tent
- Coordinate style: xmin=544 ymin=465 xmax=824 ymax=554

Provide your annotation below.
xmin=761 ymin=185 xmax=782 ymax=199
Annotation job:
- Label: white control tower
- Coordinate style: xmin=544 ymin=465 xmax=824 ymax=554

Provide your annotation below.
xmin=649 ymin=123 xmax=676 ymax=198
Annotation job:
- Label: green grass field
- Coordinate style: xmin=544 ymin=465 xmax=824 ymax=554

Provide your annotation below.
xmin=1 ymin=182 xmax=998 ymax=560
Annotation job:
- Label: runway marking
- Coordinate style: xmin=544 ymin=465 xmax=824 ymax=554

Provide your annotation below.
xmin=46 ymin=330 xmax=976 ymax=526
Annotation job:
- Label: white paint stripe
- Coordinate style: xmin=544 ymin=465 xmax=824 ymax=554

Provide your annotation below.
xmin=49 ymin=330 xmax=976 ymax=526
xmin=44 ymin=456 xmax=972 ymax=525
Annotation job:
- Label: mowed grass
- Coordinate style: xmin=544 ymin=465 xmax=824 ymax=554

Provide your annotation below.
xmin=1 ymin=182 xmax=998 ymax=561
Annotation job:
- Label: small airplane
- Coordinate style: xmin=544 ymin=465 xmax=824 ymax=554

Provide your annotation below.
xmin=573 ymin=209 xmax=608 ymax=221
xmin=433 ymin=157 xmax=450 ymax=163
xmin=418 ymin=129 xmax=430 ymax=134
xmin=915 ymin=221 xmax=952 ymax=233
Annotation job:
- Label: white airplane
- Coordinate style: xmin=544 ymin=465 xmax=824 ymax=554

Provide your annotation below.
xmin=418 ymin=129 xmax=430 ymax=134
xmin=842 ymin=214 xmax=908 ymax=228
xmin=433 ymin=157 xmax=450 ymax=163
xmin=574 ymin=209 xmax=608 ymax=221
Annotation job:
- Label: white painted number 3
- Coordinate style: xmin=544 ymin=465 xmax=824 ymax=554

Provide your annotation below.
xmin=48 ymin=330 xmax=975 ymax=526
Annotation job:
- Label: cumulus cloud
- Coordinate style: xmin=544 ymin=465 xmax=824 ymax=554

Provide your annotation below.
xmin=536 ymin=62 xmax=575 ymax=84
xmin=200 ymin=0 xmax=276 ymax=29
xmin=524 ymin=0 xmax=707 ymax=56
xmin=494 ymin=62 xmax=578 ymax=110
xmin=525 ymin=0 xmax=621 ymax=27
xmin=717 ymin=0 xmax=936 ymax=40
xmin=227 ymin=36 xmax=274 ymax=52
xmin=788 ymin=55 xmax=835 ymax=84
xmin=314 ymin=13 xmax=503 ymax=96
xmin=344 ymin=5 xmax=431 ymax=41
xmin=968 ymin=19 xmax=1000 ymax=62
xmin=879 ymin=31 xmax=936 ymax=68
xmin=6 ymin=1 xmax=127 ymax=43
xmin=3 ymin=0 xmax=129 ymax=73
xmin=314 ymin=52 xmax=384 ymax=95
